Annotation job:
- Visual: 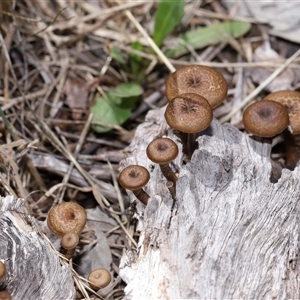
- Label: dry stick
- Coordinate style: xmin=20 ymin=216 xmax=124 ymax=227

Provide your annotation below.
xmin=0 ymin=32 xmax=47 ymax=197
xmin=220 ymin=48 xmax=300 ymax=123
xmin=56 ymin=113 xmax=93 ymax=204
xmin=117 ymin=45 xmax=300 ymax=69
xmin=115 ymin=0 xmax=176 ymax=73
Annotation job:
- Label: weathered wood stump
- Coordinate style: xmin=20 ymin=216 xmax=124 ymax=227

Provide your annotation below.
xmin=120 ymin=106 xmax=300 ymax=299
xmin=0 ymin=196 xmax=76 ymax=299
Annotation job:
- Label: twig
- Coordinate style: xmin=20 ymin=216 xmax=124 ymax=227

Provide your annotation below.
xmin=115 ymin=0 xmax=176 ymax=73
xmin=220 ymin=48 xmax=300 ymax=123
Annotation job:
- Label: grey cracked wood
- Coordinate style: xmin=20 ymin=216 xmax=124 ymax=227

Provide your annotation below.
xmin=0 ymin=196 xmax=76 ymax=300
xmin=119 ymin=106 xmax=300 ymax=299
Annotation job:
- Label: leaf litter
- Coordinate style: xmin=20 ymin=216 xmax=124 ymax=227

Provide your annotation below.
xmin=0 ymin=0 xmax=300 ymax=299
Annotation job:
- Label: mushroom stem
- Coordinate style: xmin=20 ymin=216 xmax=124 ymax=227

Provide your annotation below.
xmin=186 ymin=132 xmax=196 ymax=159
xmin=63 ymin=248 xmax=76 ymax=260
xmin=159 ymin=164 xmax=178 ymax=185
xmin=283 ymin=130 xmax=300 ymax=169
xmin=132 ymin=189 xmax=150 ymax=205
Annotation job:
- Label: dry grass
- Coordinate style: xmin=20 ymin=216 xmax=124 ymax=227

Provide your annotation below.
xmin=0 ymin=0 xmax=299 ymax=299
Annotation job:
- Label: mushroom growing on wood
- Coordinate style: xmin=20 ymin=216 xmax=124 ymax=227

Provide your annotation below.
xmin=119 ymin=165 xmax=150 ymax=205
xmin=165 ymin=65 xmax=228 ymax=108
xmin=88 ymin=268 xmax=111 ymax=290
xmin=263 ymin=90 xmax=300 ymax=134
xmin=47 ymin=202 xmax=87 ymax=237
xmin=164 ymin=93 xmax=213 ymax=159
xmin=243 ymin=100 xmax=289 ymax=138
xmin=263 ymin=90 xmax=300 ymax=168
xmin=146 ymin=138 xmax=178 ymax=185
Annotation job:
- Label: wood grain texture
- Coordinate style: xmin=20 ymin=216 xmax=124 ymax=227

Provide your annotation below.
xmin=120 ymin=106 xmax=300 ymax=299
xmin=0 ymin=196 xmax=76 ymax=300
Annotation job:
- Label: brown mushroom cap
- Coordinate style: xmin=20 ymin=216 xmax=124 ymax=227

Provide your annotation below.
xmin=165 ymin=65 xmax=228 ymax=108
xmin=263 ymin=90 xmax=300 ymax=134
xmin=0 ymin=291 xmax=12 ymax=300
xmin=88 ymin=268 xmax=111 ymax=290
xmin=47 ymin=202 xmax=87 ymax=237
xmin=146 ymin=138 xmax=178 ymax=164
xmin=243 ymin=100 xmax=289 ymax=137
xmin=0 ymin=261 xmax=6 ymax=281
xmin=119 ymin=165 xmax=150 ymax=191
xmin=61 ymin=232 xmax=79 ymax=250
xmin=164 ymin=93 xmax=213 ymax=133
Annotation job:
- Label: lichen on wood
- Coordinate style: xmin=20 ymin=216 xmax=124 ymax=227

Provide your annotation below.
xmin=120 ymin=106 xmax=300 ymax=299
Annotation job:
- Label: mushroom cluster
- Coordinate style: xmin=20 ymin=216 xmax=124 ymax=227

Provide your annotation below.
xmin=119 ymin=65 xmax=228 ymax=203
xmin=165 ymin=65 xmax=228 ymax=159
xmin=242 ymin=90 xmax=300 ymax=169
xmin=47 ymin=202 xmax=86 ymax=259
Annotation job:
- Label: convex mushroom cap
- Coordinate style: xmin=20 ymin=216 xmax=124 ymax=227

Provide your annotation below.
xmin=165 ymin=65 xmax=228 ymax=108
xmin=164 ymin=93 xmax=213 ymax=133
xmin=88 ymin=268 xmax=111 ymax=290
xmin=263 ymin=90 xmax=300 ymax=134
xmin=0 ymin=291 xmax=11 ymax=300
xmin=146 ymin=138 xmax=178 ymax=164
xmin=243 ymin=100 xmax=289 ymax=137
xmin=119 ymin=165 xmax=150 ymax=191
xmin=47 ymin=202 xmax=87 ymax=237
xmin=61 ymin=232 xmax=79 ymax=250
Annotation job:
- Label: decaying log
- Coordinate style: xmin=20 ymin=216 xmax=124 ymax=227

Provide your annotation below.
xmin=0 ymin=196 xmax=76 ymax=300
xmin=119 ymin=106 xmax=300 ymax=299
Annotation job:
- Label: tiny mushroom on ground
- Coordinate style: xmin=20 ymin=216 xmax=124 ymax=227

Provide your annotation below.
xmin=0 ymin=291 xmax=11 ymax=300
xmin=243 ymin=100 xmax=289 ymax=138
xmin=47 ymin=202 xmax=87 ymax=237
xmin=88 ymin=268 xmax=111 ymax=290
xmin=61 ymin=232 xmax=79 ymax=259
xmin=119 ymin=165 xmax=150 ymax=205
xmin=165 ymin=64 xmax=228 ymax=108
xmin=164 ymin=93 xmax=213 ymax=159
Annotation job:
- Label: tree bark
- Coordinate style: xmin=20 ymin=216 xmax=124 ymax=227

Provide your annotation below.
xmin=0 ymin=196 xmax=76 ymax=299
xmin=119 ymin=106 xmax=300 ymax=299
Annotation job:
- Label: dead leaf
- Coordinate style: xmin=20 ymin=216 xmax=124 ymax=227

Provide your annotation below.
xmin=247 ymin=42 xmax=300 ymax=92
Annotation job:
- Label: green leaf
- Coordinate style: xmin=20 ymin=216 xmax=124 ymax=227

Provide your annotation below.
xmin=130 ymin=41 xmax=143 ymax=75
xmin=91 ymin=96 xmax=131 ymax=133
xmin=166 ymin=21 xmax=251 ymax=58
xmin=110 ymin=82 xmax=143 ymax=98
xmin=91 ymin=82 xmax=143 ymax=132
xmin=153 ymin=0 xmax=184 ymax=47
xmin=110 ymin=46 xmax=126 ymax=64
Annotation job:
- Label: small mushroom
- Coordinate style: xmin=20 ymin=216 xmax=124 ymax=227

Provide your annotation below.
xmin=0 ymin=261 xmax=6 ymax=281
xmin=61 ymin=232 xmax=79 ymax=259
xmin=165 ymin=65 xmax=228 ymax=108
xmin=164 ymin=93 xmax=213 ymax=159
xmin=146 ymin=138 xmax=178 ymax=185
xmin=263 ymin=90 xmax=300 ymax=168
xmin=243 ymin=100 xmax=289 ymax=138
xmin=166 ymin=181 xmax=176 ymax=200
xmin=88 ymin=268 xmax=111 ymax=290
xmin=0 ymin=291 xmax=11 ymax=300
xmin=47 ymin=202 xmax=87 ymax=237
xmin=119 ymin=165 xmax=150 ymax=205
xmin=263 ymin=90 xmax=300 ymax=134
